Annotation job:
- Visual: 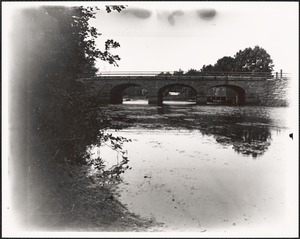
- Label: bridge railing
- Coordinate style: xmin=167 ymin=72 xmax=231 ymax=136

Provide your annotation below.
xmin=78 ymin=71 xmax=289 ymax=79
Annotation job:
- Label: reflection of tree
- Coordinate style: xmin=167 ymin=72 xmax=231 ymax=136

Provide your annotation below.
xmin=104 ymin=105 xmax=274 ymax=158
xmin=213 ymin=126 xmax=271 ymax=158
xmin=157 ymin=106 xmax=273 ymax=158
xmin=192 ymin=113 xmax=272 ymax=157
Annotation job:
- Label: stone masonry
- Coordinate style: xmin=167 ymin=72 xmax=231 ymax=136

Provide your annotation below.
xmin=78 ymin=75 xmax=289 ymax=106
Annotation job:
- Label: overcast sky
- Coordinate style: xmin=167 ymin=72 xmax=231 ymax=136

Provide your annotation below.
xmin=3 ymin=1 xmax=299 ymax=74
xmin=88 ymin=1 xmax=298 ymax=75
xmin=2 ymin=1 xmax=299 ymax=75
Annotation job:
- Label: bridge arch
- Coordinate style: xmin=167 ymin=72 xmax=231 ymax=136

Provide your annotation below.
xmin=206 ymin=84 xmax=246 ymax=105
xmin=109 ymin=83 xmax=147 ymax=104
xmin=157 ymin=84 xmax=198 ymax=105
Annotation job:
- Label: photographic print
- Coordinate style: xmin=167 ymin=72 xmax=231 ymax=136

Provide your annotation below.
xmin=2 ymin=1 xmax=299 ymax=237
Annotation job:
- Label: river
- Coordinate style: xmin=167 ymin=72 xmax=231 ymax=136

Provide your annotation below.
xmin=89 ymin=103 xmax=297 ymax=235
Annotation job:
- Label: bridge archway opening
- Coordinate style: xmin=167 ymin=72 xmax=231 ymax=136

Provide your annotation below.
xmin=158 ymin=84 xmax=197 ymax=105
xmin=206 ymin=85 xmax=245 ymax=105
xmin=110 ymin=84 xmax=148 ymax=104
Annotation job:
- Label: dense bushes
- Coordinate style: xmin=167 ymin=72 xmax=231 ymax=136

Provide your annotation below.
xmin=25 ymin=6 xmax=126 ymax=166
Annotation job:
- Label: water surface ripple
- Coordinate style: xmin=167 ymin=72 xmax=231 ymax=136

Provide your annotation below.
xmin=93 ymin=105 xmax=293 ymax=234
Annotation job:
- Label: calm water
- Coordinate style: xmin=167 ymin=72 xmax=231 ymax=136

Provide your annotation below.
xmin=90 ymin=103 xmax=296 ymax=235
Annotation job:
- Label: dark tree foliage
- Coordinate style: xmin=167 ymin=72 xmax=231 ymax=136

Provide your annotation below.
xmin=158 ymin=72 xmax=172 ymax=76
xmin=213 ymin=56 xmax=235 ymax=72
xmin=160 ymin=46 xmax=274 ymax=76
xmin=185 ymin=68 xmax=202 ymax=76
xmin=233 ymin=46 xmax=274 ymax=73
xmin=27 ymin=5 xmax=127 ymax=166
xmin=201 ymin=64 xmax=214 ymax=73
xmin=173 ymin=69 xmax=185 ymax=76
xmin=105 ymin=5 xmax=127 ymax=13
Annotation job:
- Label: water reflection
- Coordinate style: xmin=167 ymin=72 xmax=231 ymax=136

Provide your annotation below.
xmin=99 ymin=104 xmax=284 ymax=158
xmin=213 ymin=126 xmax=271 ymax=157
xmin=92 ymin=104 xmax=290 ymax=232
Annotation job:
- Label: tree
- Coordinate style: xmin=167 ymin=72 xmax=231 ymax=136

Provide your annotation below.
xmin=213 ymin=56 xmax=235 ymax=72
xmin=9 ymin=5 xmax=129 ymax=229
xmin=25 ymin=5 xmax=127 ymax=163
xmin=201 ymin=64 xmax=214 ymax=73
xmin=173 ymin=68 xmax=184 ymax=76
xmin=233 ymin=45 xmax=274 ymax=73
xmin=158 ymin=71 xmax=172 ymax=76
xmin=185 ymin=68 xmax=202 ymax=76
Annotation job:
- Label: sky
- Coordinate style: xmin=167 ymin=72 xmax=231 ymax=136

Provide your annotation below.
xmin=2 ymin=1 xmax=298 ymax=75
xmin=88 ymin=1 xmax=299 ymax=76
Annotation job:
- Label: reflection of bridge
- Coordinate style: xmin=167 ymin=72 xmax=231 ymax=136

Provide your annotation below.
xmin=78 ymin=71 xmax=288 ymax=106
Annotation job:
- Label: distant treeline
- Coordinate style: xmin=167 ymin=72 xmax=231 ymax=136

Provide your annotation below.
xmin=158 ymin=45 xmax=274 ymax=76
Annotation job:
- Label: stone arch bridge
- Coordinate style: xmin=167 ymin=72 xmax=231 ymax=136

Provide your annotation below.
xmin=77 ymin=73 xmax=287 ymax=106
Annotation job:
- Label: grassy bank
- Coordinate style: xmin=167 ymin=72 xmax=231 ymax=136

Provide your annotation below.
xmin=27 ymin=150 xmax=160 ymax=232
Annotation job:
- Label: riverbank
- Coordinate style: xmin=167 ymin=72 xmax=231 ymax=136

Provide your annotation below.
xmin=27 ymin=151 xmax=160 ymax=232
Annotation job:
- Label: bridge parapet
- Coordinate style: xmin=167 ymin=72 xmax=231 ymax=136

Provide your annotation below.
xmin=78 ymin=70 xmax=279 ymax=77
xmin=78 ymin=75 xmax=271 ymax=82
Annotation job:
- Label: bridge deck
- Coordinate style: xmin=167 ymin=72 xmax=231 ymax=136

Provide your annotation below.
xmin=78 ymin=75 xmax=272 ymax=82
xmin=77 ymin=71 xmax=289 ymax=81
